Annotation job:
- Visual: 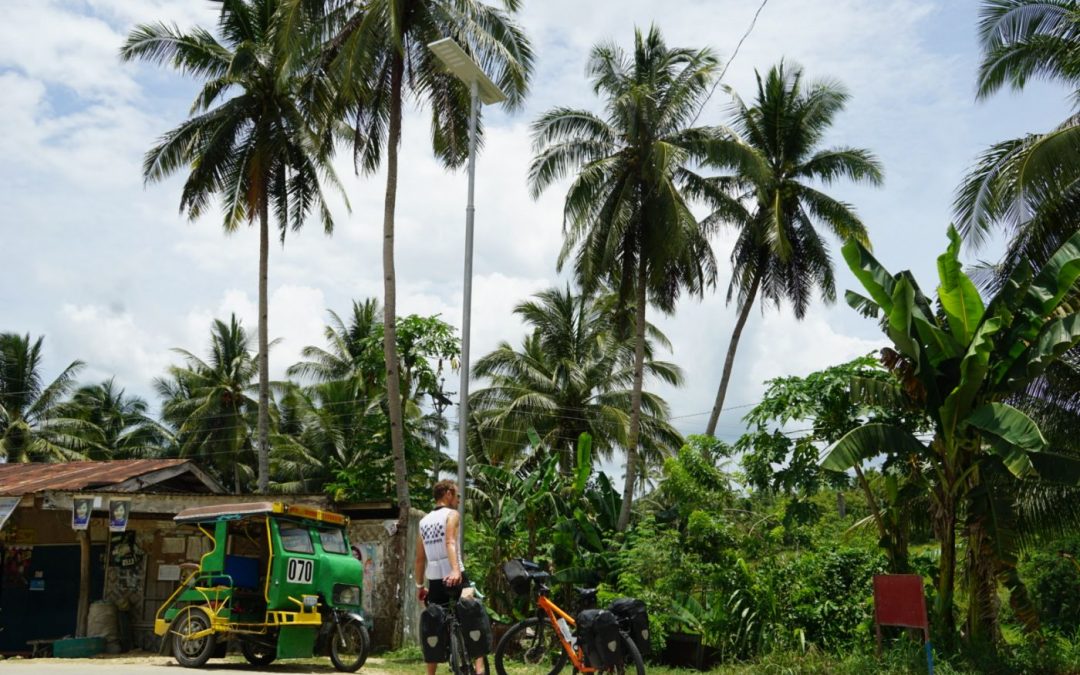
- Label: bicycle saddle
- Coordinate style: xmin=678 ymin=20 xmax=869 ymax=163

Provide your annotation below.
xmin=574 ymin=587 xmax=598 ymax=601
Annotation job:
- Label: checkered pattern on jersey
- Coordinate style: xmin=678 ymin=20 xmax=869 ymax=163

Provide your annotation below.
xmin=421 ymin=519 xmax=446 ymax=545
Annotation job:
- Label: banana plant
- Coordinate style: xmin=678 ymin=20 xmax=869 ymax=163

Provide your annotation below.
xmin=821 ymin=226 xmax=1080 ymax=642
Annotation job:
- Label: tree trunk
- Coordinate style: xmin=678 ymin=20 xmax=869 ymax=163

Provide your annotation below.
xmin=381 ymin=51 xmax=410 ymax=650
xmin=705 ymin=273 xmax=761 ymax=437
xmin=257 ymin=182 xmax=271 ymax=493
xmin=617 ymin=263 xmax=648 ymax=532
xmin=76 ymin=529 xmax=90 ymax=637
xmin=853 ymin=464 xmax=889 ymax=552
xmin=935 ymin=486 xmax=957 ymax=640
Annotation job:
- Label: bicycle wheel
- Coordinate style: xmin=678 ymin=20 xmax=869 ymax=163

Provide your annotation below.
xmin=448 ymin=623 xmax=472 ymax=675
xmin=581 ymin=631 xmax=646 ymax=674
xmin=493 ymin=617 xmax=568 ymax=675
xmin=613 ymin=632 xmax=646 ymax=675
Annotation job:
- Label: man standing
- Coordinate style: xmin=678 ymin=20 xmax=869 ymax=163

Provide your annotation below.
xmin=415 ymin=480 xmax=479 ymax=674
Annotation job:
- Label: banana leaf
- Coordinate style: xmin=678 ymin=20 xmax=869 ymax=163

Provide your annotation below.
xmin=820 ymin=423 xmax=927 ymax=471
xmin=937 ymin=226 xmax=985 ymax=345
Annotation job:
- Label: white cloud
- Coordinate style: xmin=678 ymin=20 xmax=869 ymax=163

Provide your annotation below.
xmin=56 ymin=304 xmax=172 ymax=391
xmin=0 ymin=1 xmax=138 ymax=100
xmin=6 ymin=0 xmax=1073 ymax=445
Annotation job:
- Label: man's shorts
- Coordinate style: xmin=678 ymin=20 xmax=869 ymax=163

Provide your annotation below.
xmin=427 ymin=573 xmax=470 ymax=606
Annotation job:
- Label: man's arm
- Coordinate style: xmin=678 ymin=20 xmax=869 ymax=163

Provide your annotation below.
xmin=414 ymin=532 xmax=428 ymax=601
xmin=444 ymin=511 xmax=462 ymax=586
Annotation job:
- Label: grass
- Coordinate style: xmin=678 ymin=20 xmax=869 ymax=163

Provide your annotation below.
xmin=372 ymin=644 xmax=941 ymax=675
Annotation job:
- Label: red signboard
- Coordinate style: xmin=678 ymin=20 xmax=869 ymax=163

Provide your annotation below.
xmin=873 ymin=574 xmax=928 ymax=629
xmin=872 ymin=574 xmax=934 ymax=673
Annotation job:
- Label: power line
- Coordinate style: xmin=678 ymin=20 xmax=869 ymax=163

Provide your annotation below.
xmin=689 ymin=0 xmax=770 ymax=128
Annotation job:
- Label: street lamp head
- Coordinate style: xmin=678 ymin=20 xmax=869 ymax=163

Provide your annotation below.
xmin=427 ymin=37 xmax=507 ymax=105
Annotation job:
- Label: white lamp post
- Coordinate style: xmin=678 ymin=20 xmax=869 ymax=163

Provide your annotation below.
xmin=428 ymin=37 xmax=506 ymax=555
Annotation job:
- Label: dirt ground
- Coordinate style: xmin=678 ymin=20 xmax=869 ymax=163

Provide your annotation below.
xmin=0 ymin=654 xmax=400 ymax=675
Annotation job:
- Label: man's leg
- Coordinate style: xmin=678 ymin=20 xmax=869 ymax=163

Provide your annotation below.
xmin=426 ymin=662 xmax=438 ymax=675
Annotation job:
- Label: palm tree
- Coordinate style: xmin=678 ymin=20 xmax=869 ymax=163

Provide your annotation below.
xmin=271 ymin=379 xmax=382 ymax=492
xmin=295 ymin=0 xmax=533 ymax=562
xmin=702 ymin=62 xmax=883 ymax=437
xmin=156 ymin=316 xmax=263 ymax=493
xmin=282 ymin=300 xmax=456 ymax=495
xmin=0 ymin=333 xmax=91 ymax=462
xmin=955 ymin=0 xmax=1080 ymax=269
xmin=64 ymin=379 xmax=169 ymax=459
xmin=470 ymin=287 xmax=683 ymax=473
xmin=121 ymin=0 xmax=345 ymax=492
xmin=529 ymin=26 xmax=720 ymax=530
xmin=287 ymin=298 xmax=384 ymax=395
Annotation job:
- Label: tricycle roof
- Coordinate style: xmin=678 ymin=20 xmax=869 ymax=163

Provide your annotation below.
xmin=174 ymin=501 xmax=349 ymax=526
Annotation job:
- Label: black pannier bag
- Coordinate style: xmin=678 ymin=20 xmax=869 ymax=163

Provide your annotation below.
xmin=456 ymin=597 xmax=493 ymax=657
xmin=420 ymin=603 xmax=450 ymax=662
xmin=575 ymin=608 xmax=623 ymax=668
xmin=502 ymin=559 xmax=531 ymax=596
xmin=608 ymin=597 xmax=650 ymax=656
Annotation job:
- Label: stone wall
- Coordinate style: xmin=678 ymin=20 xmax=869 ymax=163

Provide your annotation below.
xmin=347 ymin=508 xmax=423 ymax=648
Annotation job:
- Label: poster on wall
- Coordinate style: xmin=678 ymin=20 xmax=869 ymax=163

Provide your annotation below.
xmin=2 ymin=545 xmax=32 ymax=588
xmin=108 ymin=499 xmax=131 ymax=532
xmin=358 ymin=542 xmax=378 ymax=614
xmin=72 ymin=498 xmax=93 ymax=530
xmin=109 ymin=531 xmax=143 ymax=569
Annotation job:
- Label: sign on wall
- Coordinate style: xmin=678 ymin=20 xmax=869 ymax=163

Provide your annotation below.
xmin=72 ymin=497 xmax=93 ymax=530
xmin=108 ymin=499 xmax=131 ymax=533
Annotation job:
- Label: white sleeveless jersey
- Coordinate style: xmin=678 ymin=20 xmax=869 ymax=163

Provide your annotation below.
xmin=419 ymin=506 xmax=462 ymax=580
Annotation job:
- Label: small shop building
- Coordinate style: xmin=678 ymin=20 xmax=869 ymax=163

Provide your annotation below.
xmin=0 ymin=460 xmax=423 ymax=655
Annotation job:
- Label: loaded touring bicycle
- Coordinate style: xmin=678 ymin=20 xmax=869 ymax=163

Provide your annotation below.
xmin=154 ymin=502 xmax=370 ymax=671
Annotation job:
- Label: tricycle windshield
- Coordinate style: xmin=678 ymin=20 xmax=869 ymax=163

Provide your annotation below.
xmin=279 ymin=521 xmax=314 ymax=553
xmin=318 ymin=528 xmax=348 ymax=554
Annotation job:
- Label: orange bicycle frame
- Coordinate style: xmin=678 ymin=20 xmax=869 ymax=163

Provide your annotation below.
xmin=536 ymin=594 xmax=598 ymax=673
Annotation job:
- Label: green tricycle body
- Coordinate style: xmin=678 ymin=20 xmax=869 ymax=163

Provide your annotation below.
xmin=154 ymin=502 xmax=369 ymax=671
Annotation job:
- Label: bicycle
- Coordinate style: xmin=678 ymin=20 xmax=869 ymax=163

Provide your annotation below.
xmin=493 ymin=560 xmax=645 ymax=675
xmin=429 ymin=594 xmax=491 ymax=675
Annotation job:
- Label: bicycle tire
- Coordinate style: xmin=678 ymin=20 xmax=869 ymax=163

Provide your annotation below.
xmin=493 ymin=616 xmax=568 ymax=675
xmin=449 ymin=623 xmax=471 ymax=675
xmin=614 ymin=631 xmax=646 ymax=675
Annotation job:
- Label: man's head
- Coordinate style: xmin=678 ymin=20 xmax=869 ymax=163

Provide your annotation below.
xmin=433 ymin=480 xmax=458 ymax=506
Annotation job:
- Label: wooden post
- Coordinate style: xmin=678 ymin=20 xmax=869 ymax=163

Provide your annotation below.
xmin=76 ymin=529 xmax=90 ymax=637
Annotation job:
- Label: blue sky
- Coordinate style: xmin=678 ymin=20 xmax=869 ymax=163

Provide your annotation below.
xmin=1 ymin=0 xmax=1073 ymax=445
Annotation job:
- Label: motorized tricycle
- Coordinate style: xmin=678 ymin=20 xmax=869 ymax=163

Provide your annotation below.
xmin=154 ymin=501 xmax=370 ymax=671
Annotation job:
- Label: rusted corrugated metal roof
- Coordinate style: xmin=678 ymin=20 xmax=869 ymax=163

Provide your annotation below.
xmin=0 ymin=459 xmax=194 ymax=495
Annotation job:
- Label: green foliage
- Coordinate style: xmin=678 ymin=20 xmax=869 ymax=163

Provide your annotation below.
xmin=156 ymin=315 xmax=262 ymax=493
xmin=529 ymin=25 xmax=722 ymax=527
xmin=1021 ymin=535 xmax=1080 ymax=632
xmin=834 ymin=226 xmax=1080 ymax=640
xmin=774 ymin=547 xmax=885 ymax=650
xmin=0 ymin=333 xmax=93 ymax=462
xmin=470 ymin=287 xmax=682 ymax=473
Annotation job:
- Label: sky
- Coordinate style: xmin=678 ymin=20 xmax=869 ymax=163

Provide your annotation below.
xmin=1 ymin=0 xmax=1074 ymax=448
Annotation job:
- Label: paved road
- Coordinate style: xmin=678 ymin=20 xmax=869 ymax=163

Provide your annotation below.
xmin=0 ymin=657 xmax=393 ymax=675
